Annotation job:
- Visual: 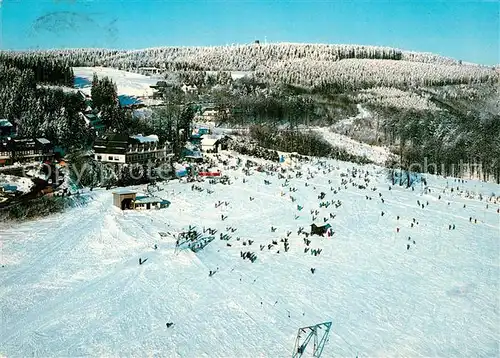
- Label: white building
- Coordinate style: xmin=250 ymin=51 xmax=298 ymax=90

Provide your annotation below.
xmin=200 ymin=135 xmax=231 ymax=153
xmin=201 ymin=137 xmax=220 ymax=153
xmin=93 ymin=134 xmax=172 ymax=165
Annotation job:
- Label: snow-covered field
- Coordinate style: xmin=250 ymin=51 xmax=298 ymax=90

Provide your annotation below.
xmin=1 ymin=154 xmax=499 ymax=357
xmin=73 ymin=67 xmax=158 ymax=98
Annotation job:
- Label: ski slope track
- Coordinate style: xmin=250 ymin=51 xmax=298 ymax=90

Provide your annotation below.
xmin=1 ymin=155 xmax=499 ymax=357
xmin=73 ymin=67 xmax=158 ymax=98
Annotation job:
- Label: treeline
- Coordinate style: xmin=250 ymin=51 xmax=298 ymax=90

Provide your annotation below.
xmin=247 ymin=125 xmax=372 ymax=164
xmin=375 ymin=99 xmax=500 ymax=183
xmin=0 ymin=64 xmax=93 ymax=150
xmin=0 ymin=194 xmax=90 ymax=221
xmin=20 ymin=44 xmax=492 ymax=92
xmin=29 ymin=43 xmax=459 ymax=71
xmin=221 ymin=94 xmax=316 ymax=126
xmin=0 ymin=52 xmax=74 ymax=86
xmin=258 ymin=59 xmax=498 ymax=91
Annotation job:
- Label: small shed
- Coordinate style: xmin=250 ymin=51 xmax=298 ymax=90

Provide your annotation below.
xmin=113 ymin=189 xmax=137 ymax=210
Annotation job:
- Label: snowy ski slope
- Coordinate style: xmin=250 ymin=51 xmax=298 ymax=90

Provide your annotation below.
xmin=1 ymin=155 xmax=499 ymax=357
xmin=73 ymin=67 xmax=158 ymax=98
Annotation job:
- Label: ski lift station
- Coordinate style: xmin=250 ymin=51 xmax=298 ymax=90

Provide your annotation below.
xmin=112 ymin=189 xmax=170 ymax=210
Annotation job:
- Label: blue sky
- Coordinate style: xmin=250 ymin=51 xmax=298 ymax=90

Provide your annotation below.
xmin=1 ymin=0 xmax=498 ymax=64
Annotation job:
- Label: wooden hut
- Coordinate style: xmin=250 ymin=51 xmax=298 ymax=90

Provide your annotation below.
xmin=112 ymin=189 xmax=137 ymax=210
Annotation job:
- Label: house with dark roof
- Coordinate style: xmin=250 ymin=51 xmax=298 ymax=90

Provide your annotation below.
xmin=112 ymin=189 xmax=170 ymax=210
xmin=0 ymin=137 xmax=54 ymax=166
xmin=80 ymin=112 xmax=105 ymax=134
xmin=93 ymin=133 xmax=173 ymax=165
xmin=200 ymin=135 xmax=232 ymax=153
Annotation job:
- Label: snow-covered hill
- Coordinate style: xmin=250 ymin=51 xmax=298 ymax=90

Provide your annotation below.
xmin=36 ymin=43 xmax=498 ymax=90
xmin=1 ymin=154 xmax=499 ymax=357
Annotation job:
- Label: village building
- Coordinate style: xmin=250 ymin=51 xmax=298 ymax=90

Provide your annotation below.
xmin=80 ymin=112 xmax=105 ymax=135
xmin=134 ymin=195 xmax=171 ymax=210
xmin=201 ymin=136 xmax=220 ymax=153
xmin=0 ymin=142 xmax=10 ymax=166
xmin=0 ymin=137 xmax=54 ymax=166
xmin=112 ymin=189 xmax=137 ymax=210
xmin=93 ymin=133 xmax=173 ymax=165
xmin=200 ymin=135 xmax=232 ymax=153
xmin=139 ymin=67 xmax=162 ymax=76
xmin=181 ymin=141 xmax=204 ymax=162
xmin=192 ymin=125 xmax=211 ymax=137
xmin=112 ymin=189 xmax=170 ymax=210
xmin=149 ymin=80 xmax=176 ymax=99
xmin=199 ymin=108 xmax=218 ymax=121
xmin=181 ymin=83 xmax=198 ymax=94
xmin=190 ymin=126 xmax=212 ymax=147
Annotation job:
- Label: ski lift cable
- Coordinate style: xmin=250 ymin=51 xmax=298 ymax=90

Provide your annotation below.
xmin=334 ymin=330 xmax=359 ymax=357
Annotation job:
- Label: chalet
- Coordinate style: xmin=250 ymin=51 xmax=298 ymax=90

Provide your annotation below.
xmin=76 ymin=90 xmax=93 ymax=108
xmin=93 ymin=133 xmax=173 ymax=165
xmin=200 ymin=135 xmax=231 ymax=153
xmin=201 ymin=136 xmax=220 ymax=153
xmin=139 ymin=67 xmax=162 ymax=76
xmin=134 ymin=196 xmax=170 ymax=210
xmin=181 ymin=142 xmax=203 ymax=162
xmin=112 ymin=189 xmax=170 ymax=210
xmin=80 ymin=112 xmax=105 ymax=134
xmin=190 ymin=126 xmax=212 ymax=146
xmin=181 ymin=83 xmax=198 ymax=94
xmin=200 ymin=108 xmax=218 ymax=120
xmin=192 ymin=126 xmax=211 ymax=137
xmin=0 ymin=137 xmax=54 ymax=166
xmin=0 ymin=119 xmax=15 ymax=139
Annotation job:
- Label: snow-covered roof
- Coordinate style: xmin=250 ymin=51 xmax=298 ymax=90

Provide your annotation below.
xmin=134 ymin=196 xmax=165 ymax=204
xmin=36 ymin=138 xmax=51 ymax=145
xmin=0 ymin=119 xmax=13 ymax=127
xmin=185 ymin=154 xmax=203 ymax=159
xmin=201 ymin=137 xmax=219 ymax=147
xmin=131 ymin=134 xmax=159 ymax=143
xmin=112 ymin=189 xmax=137 ymax=195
